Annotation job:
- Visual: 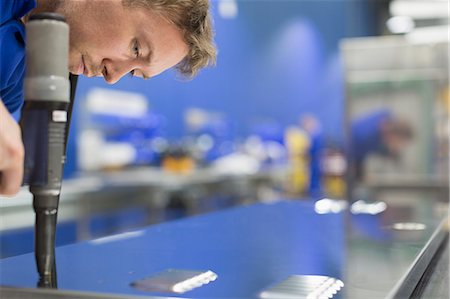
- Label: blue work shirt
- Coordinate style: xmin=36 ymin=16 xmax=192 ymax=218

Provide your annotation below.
xmin=0 ymin=0 xmax=36 ymax=114
xmin=308 ymin=128 xmax=324 ymax=198
xmin=351 ymin=109 xmax=392 ymax=164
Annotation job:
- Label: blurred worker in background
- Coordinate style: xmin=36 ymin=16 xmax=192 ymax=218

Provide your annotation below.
xmin=350 ymin=109 xmax=414 ymax=182
xmin=300 ymin=114 xmax=324 ymax=198
xmin=0 ymin=0 xmax=216 ymax=196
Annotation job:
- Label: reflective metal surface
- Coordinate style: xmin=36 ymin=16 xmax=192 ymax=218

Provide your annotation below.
xmin=0 ymin=200 xmax=448 ymax=298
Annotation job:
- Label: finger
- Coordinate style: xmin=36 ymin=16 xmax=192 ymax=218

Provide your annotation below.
xmin=0 ymin=154 xmax=24 ymax=197
xmin=0 ymin=146 xmax=8 ymax=170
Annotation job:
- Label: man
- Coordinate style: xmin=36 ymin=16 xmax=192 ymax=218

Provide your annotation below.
xmin=0 ymin=0 xmax=216 ymax=196
xmin=350 ymin=109 xmax=413 ymax=182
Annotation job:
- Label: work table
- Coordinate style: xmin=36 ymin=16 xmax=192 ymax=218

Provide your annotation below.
xmin=0 ymin=199 xmax=447 ymax=298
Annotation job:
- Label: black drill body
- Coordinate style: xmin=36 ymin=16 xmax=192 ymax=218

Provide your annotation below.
xmin=20 ymin=13 xmax=77 ymax=288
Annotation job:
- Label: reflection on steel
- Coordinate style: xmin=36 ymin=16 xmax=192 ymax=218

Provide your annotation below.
xmin=350 ymin=200 xmax=387 ymax=215
xmin=89 ymin=230 xmax=144 ymax=245
xmin=391 ymin=222 xmax=427 ymax=231
xmin=131 ymin=269 xmax=217 ymax=294
xmin=259 ymin=275 xmax=344 ymax=299
xmin=314 ymin=198 xmax=348 ymax=214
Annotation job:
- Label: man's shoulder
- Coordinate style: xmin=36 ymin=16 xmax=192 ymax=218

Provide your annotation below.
xmin=0 ymin=0 xmax=35 ymax=114
xmin=1 ymin=0 xmax=36 ymax=25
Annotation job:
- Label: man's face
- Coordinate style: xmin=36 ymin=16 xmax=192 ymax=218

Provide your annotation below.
xmin=61 ymin=0 xmax=188 ymax=83
xmin=383 ymin=133 xmax=410 ymax=158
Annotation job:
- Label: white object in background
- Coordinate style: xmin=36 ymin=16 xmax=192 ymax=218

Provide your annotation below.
xmin=78 ymin=130 xmax=137 ymax=171
xmin=314 ymin=198 xmax=348 ymax=215
xmin=244 ymin=135 xmax=267 ymax=162
xmin=218 ymin=0 xmax=238 ymax=19
xmin=197 ymin=134 xmax=214 ymax=152
xmin=101 ymin=142 xmax=137 ymax=168
xmin=390 ymin=0 xmax=449 ymax=20
xmin=265 ymin=141 xmax=286 ymax=162
xmin=350 ymin=200 xmax=387 ymax=215
xmin=212 ymin=153 xmax=260 ymax=175
xmin=387 ymin=16 xmax=415 ymax=34
xmin=78 ymin=130 xmax=103 ymax=171
xmin=406 ymin=25 xmax=450 ymax=44
xmin=185 ymin=108 xmax=209 ymax=131
xmin=86 ymin=88 xmax=148 ymax=118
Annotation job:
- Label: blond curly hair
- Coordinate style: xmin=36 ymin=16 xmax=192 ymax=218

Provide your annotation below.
xmin=123 ymin=0 xmax=217 ymax=78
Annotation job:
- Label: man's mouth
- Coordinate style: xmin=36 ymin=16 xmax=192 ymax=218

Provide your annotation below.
xmin=72 ymin=55 xmax=85 ymax=75
xmin=82 ymin=56 xmax=89 ymax=76
xmin=71 ymin=55 xmax=102 ymax=77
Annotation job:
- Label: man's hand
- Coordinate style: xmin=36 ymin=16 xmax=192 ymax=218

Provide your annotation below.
xmin=0 ymin=100 xmax=24 ymax=196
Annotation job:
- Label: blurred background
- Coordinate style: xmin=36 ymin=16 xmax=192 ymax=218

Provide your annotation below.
xmin=1 ymin=0 xmax=448 ymax=267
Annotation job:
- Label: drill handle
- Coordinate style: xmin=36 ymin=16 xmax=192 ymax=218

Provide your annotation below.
xmin=20 ymin=103 xmax=68 ymax=198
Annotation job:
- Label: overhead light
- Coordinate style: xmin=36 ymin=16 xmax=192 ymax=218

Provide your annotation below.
xmin=390 ymin=0 xmax=449 ymax=20
xmin=387 ymin=16 xmax=415 ymax=34
xmin=406 ymin=25 xmax=450 ymax=44
xmin=218 ymin=0 xmax=238 ymax=19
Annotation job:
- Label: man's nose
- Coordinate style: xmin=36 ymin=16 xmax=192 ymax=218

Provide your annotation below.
xmin=102 ymin=60 xmax=133 ymax=84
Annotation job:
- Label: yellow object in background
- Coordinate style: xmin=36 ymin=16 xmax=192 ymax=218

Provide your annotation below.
xmin=321 ymin=149 xmax=347 ymax=199
xmin=162 ymin=155 xmax=195 ymax=175
xmin=284 ymin=126 xmax=310 ymax=196
xmin=323 ymin=176 xmax=346 ymax=199
xmin=285 ymin=126 xmax=310 ymax=155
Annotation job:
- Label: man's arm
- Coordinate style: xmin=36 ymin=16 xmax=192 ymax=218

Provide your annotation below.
xmin=0 ymin=100 xmax=24 ymax=196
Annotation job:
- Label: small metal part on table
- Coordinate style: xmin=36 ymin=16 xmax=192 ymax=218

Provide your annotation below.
xmin=259 ymin=275 xmax=344 ymax=299
xmin=130 ymin=269 xmax=218 ymax=294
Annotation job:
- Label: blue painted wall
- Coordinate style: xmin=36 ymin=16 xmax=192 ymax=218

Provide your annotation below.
xmin=65 ymin=0 xmax=378 ymax=176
